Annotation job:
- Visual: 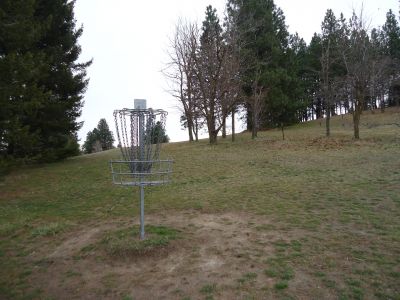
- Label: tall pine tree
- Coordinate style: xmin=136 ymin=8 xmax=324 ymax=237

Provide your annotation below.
xmin=227 ymin=0 xmax=303 ymax=137
xmin=0 ymin=0 xmax=91 ymax=163
xmin=382 ymin=9 xmax=400 ymax=106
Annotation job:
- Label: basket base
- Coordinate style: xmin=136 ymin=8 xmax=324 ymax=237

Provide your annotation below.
xmin=112 ymin=180 xmax=168 ymax=187
xmin=110 ymin=159 xmax=173 ymax=187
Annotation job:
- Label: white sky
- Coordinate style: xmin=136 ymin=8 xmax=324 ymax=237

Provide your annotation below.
xmin=74 ymin=0 xmax=398 ymax=144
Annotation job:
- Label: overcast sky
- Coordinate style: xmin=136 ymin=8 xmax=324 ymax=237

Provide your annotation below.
xmin=74 ymin=0 xmax=399 ymax=144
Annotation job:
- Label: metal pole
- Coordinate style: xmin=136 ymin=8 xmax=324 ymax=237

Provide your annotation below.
xmin=138 ymin=112 xmax=145 ymax=240
xmin=140 ymin=184 xmax=145 ymax=240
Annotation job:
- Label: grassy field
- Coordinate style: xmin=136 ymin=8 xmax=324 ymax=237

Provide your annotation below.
xmin=0 ymin=108 xmax=399 ymax=299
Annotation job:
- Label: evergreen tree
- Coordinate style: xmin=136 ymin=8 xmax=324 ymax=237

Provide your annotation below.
xmin=1 ymin=0 xmax=46 ymax=160
xmin=370 ymin=27 xmax=391 ymax=111
xmin=82 ymin=119 xmax=114 ymax=154
xmin=320 ymin=9 xmax=341 ymax=136
xmin=304 ymin=33 xmax=323 ymax=119
xmin=0 ymin=0 xmax=91 ymax=163
xmin=227 ymin=0 xmax=278 ymax=136
xmin=227 ymin=0 xmax=300 ymax=136
xmin=82 ymin=130 xmax=97 ymax=154
xmin=96 ymin=118 xmax=114 ymax=151
xmin=382 ymin=9 xmax=400 ymax=106
xmin=382 ymin=9 xmax=400 ymax=59
xmin=148 ymin=121 xmax=169 ymax=144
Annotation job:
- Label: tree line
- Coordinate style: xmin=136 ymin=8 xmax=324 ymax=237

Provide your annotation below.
xmin=81 ymin=118 xmax=169 ymax=154
xmin=165 ymin=0 xmax=400 ymax=143
xmin=82 ymin=118 xmax=114 ymax=154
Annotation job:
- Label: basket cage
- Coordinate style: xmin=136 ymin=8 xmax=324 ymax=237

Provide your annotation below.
xmin=111 ymin=108 xmax=172 ymax=186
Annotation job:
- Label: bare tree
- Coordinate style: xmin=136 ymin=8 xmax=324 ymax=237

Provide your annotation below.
xmin=192 ymin=6 xmax=240 ymax=144
xmin=338 ymin=9 xmax=372 ymax=139
xmin=164 ymin=19 xmax=200 ymax=142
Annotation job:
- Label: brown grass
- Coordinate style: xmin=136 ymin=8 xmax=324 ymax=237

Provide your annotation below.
xmin=0 ymin=108 xmax=399 ymax=299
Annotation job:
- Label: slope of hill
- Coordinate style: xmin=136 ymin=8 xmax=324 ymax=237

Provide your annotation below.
xmin=1 ymin=108 xmax=399 ymax=299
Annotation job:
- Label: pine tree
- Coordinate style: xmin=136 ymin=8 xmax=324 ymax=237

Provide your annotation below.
xmin=382 ymin=9 xmax=400 ymax=106
xmin=382 ymin=9 xmax=400 ymax=59
xmin=303 ymin=33 xmax=323 ymax=119
xmin=0 ymin=0 xmax=46 ymax=160
xmin=264 ymin=40 xmax=306 ymax=140
xmin=82 ymin=130 xmax=96 ymax=154
xmin=227 ymin=0 xmax=298 ymax=137
xmin=148 ymin=121 xmax=169 ymax=144
xmin=0 ymin=0 xmax=91 ymax=163
xmin=96 ymin=119 xmax=114 ymax=151
xmin=82 ymin=119 xmax=114 ymax=154
xmin=320 ymin=9 xmax=341 ymax=136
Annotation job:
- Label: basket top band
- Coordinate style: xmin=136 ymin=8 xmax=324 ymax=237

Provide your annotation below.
xmin=113 ymin=108 xmax=167 ymax=116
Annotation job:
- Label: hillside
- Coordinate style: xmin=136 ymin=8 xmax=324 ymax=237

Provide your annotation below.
xmin=1 ymin=108 xmax=399 ymax=299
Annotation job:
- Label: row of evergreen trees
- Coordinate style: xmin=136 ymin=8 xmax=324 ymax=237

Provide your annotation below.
xmin=82 ymin=119 xmax=169 ymax=154
xmin=167 ymin=0 xmax=400 ymax=143
xmin=82 ymin=119 xmax=114 ymax=154
xmin=0 ymin=0 xmax=91 ymax=165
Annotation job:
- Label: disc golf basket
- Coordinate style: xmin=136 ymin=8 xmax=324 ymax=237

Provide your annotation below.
xmin=110 ymin=100 xmax=173 ymax=239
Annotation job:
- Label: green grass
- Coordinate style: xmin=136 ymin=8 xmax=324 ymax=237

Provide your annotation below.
xmin=100 ymin=225 xmax=179 ymax=257
xmin=30 ymin=222 xmax=68 ymax=237
xmin=274 ymin=281 xmax=289 ymax=290
xmin=238 ymin=272 xmax=258 ymax=283
xmin=0 ymin=107 xmax=399 ymax=298
xmin=200 ymin=283 xmax=217 ymax=294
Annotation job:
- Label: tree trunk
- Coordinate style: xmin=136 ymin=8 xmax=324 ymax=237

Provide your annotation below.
xmin=207 ymin=116 xmax=218 ymax=144
xmin=222 ymin=116 xmax=226 ymax=138
xmin=209 ymin=130 xmax=218 ymax=144
xmin=251 ymin=114 xmax=257 ymax=140
xmin=316 ymin=98 xmax=323 ymax=119
xmin=231 ymin=110 xmax=235 ymax=142
xmin=246 ymin=104 xmax=253 ymax=131
xmin=251 ymin=109 xmax=258 ymax=139
xmin=353 ymin=110 xmax=360 ymax=139
xmin=353 ymin=88 xmax=363 ymax=140
xmin=187 ymin=117 xmax=194 ymax=142
xmin=325 ymin=102 xmax=331 ymax=137
xmin=281 ymin=124 xmax=285 ymax=140
xmin=194 ymin=119 xmax=199 ymax=142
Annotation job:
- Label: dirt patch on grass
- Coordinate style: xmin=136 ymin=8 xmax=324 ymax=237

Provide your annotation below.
xmin=48 ymin=226 xmax=112 ymax=259
xmin=26 ymin=211 xmax=316 ymax=299
xmin=307 ymin=137 xmax=350 ymax=150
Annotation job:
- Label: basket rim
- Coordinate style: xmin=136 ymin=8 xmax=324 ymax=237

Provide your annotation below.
xmin=110 ymin=159 xmax=173 ymax=187
xmin=110 ymin=159 xmax=173 ymax=163
xmin=113 ymin=108 xmax=167 ymax=116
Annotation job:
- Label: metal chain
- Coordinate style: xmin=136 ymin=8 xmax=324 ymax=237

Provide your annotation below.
xmin=121 ymin=111 xmax=130 ymax=161
xmin=113 ymin=108 xmax=167 ymax=166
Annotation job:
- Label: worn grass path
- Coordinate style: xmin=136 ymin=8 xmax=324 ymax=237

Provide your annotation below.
xmin=1 ymin=108 xmax=399 ymax=299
